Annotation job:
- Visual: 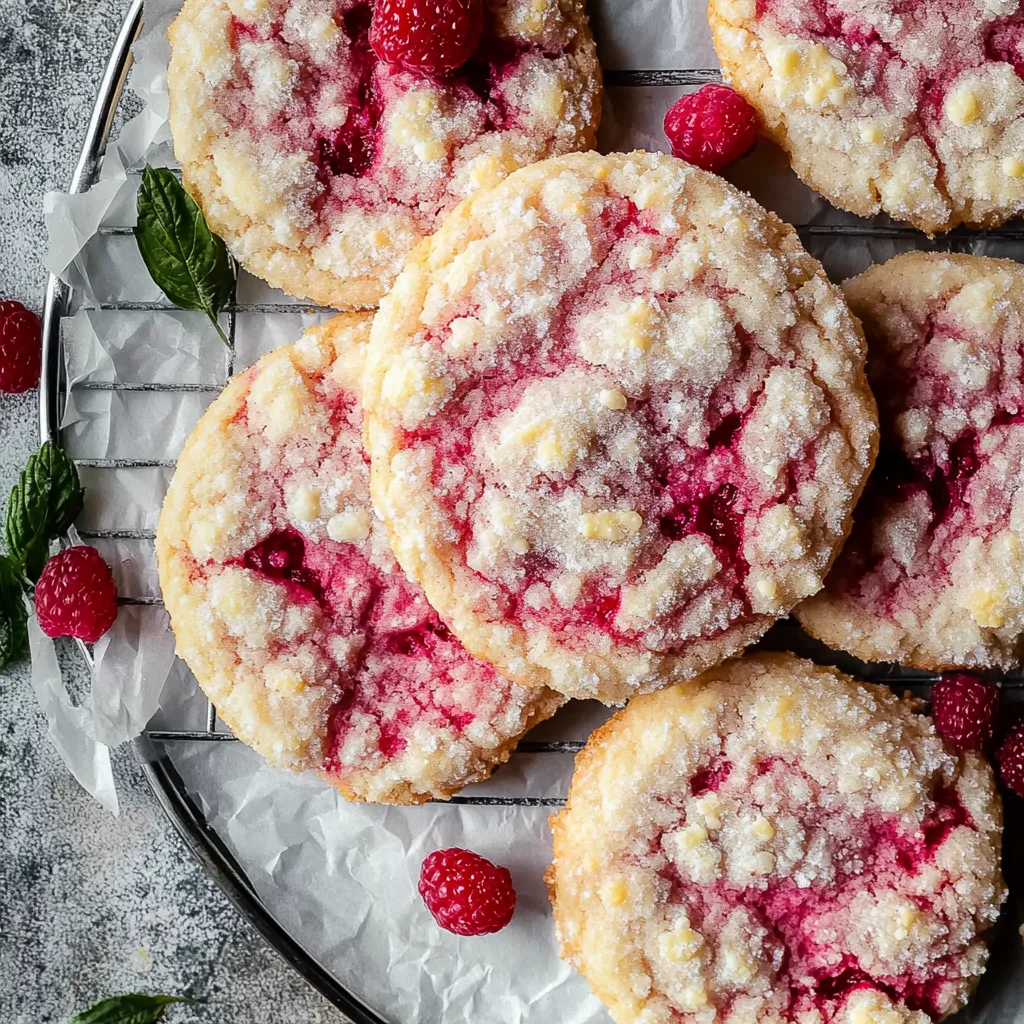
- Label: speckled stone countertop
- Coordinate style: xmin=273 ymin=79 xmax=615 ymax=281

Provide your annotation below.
xmin=0 ymin=2 xmax=348 ymax=1021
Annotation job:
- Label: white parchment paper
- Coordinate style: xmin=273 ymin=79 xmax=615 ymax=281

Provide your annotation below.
xmin=27 ymin=609 xmax=120 ymax=816
xmin=40 ymin=0 xmax=1024 ymax=1021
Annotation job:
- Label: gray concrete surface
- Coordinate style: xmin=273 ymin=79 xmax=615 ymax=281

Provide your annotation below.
xmin=0 ymin=2 xmax=348 ymax=1021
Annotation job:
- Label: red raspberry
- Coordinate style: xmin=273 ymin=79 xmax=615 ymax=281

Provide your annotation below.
xmin=663 ymin=84 xmax=760 ymax=174
xmin=418 ymin=847 xmax=516 ymax=935
xmin=0 ymin=300 xmax=42 ymax=393
xmin=35 ymin=546 xmax=118 ymax=643
xmin=997 ymin=720 xmax=1024 ymax=798
xmin=930 ymin=675 xmax=1001 ymax=751
xmin=370 ymin=0 xmax=484 ymax=77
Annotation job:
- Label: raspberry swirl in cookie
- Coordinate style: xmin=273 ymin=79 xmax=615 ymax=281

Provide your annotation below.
xmin=167 ymin=0 xmax=600 ymax=307
xmin=710 ymin=0 xmax=1024 ymax=233
xmin=798 ymin=253 xmax=1024 ymax=670
xmin=548 ymin=653 xmax=1006 ymax=1024
xmin=364 ymin=152 xmax=877 ymax=703
xmin=156 ymin=315 xmax=560 ymax=804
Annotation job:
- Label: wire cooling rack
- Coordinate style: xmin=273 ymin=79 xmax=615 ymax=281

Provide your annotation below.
xmin=39 ymin=2 xmax=1024 ymax=1020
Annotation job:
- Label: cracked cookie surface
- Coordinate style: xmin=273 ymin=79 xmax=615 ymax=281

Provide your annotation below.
xmin=548 ymin=652 xmax=1006 ymax=1024
xmin=168 ymin=0 xmax=600 ymax=307
xmin=363 ymin=151 xmax=877 ymax=703
xmin=710 ymin=0 xmax=1024 ymax=233
xmin=156 ymin=314 xmax=560 ymax=804
xmin=797 ymin=252 xmax=1024 ymax=670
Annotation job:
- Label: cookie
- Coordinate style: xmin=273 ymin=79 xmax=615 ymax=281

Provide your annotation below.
xmin=156 ymin=314 xmax=561 ymax=805
xmin=797 ymin=253 xmax=1024 ymax=670
xmin=363 ymin=151 xmax=878 ymax=703
xmin=167 ymin=0 xmax=601 ymax=308
xmin=547 ymin=652 xmax=1006 ymax=1024
xmin=709 ymin=0 xmax=1024 ymax=234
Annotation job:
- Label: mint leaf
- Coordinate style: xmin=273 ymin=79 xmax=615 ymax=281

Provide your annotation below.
xmin=5 ymin=441 xmax=85 ymax=580
xmin=134 ymin=165 xmax=234 ymax=346
xmin=0 ymin=553 xmax=28 ymax=669
xmin=71 ymin=993 xmax=198 ymax=1024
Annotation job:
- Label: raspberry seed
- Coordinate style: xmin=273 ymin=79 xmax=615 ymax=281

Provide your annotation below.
xmin=370 ymin=0 xmax=484 ymax=77
xmin=930 ymin=675 xmax=1001 ymax=751
xmin=0 ymin=300 xmax=42 ymax=393
xmin=35 ymin=546 xmax=118 ymax=643
xmin=418 ymin=847 xmax=516 ymax=935
xmin=663 ymin=84 xmax=759 ymax=174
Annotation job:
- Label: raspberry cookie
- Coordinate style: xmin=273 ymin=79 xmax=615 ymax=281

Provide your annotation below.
xmin=167 ymin=0 xmax=600 ymax=308
xmin=797 ymin=253 xmax=1024 ymax=671
xmin=363 ymin=151 xmax=877 ymax=703
xmin=709 ymin=0 xmax=1024 ymax=234
xmin=548 ymin=653 xmax=1006 ymax=1024
xmin=156 ymin=315 xmax=560 ymax=804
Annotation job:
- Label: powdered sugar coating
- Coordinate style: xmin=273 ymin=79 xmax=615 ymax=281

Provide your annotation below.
xmin=547 ymin=653 xmax=1006 ymax=1024
xmin=156 ymin=314 xmax=560 ymax=804
xmin=710 ymin=0 xmax=1024 ymax=234
xmin=797 ymin=253 xmax=1024 ymax=670
xmin=363 ymin=151 xmax=877 ymax=703
xmin=167 ymin=0 xmax=600 ymax=308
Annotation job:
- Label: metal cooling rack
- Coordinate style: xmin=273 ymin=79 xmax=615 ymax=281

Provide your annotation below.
xmin=39 ymin=2 xmax=1023 ymax=1021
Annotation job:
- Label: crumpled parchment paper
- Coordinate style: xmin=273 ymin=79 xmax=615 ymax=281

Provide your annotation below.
xmin=38 ymin=0 xmax=1023 ymax=1020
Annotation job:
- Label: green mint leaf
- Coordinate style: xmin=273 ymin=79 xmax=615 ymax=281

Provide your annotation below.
xmin=0 ymin=553 xmax=28 ymax=670
xmin=71 ymin=993 xmax=199 ymax=1024
xmin=5 ymin=441 xmax=85 ymax=581
xmin=134 ymin=165 xmax=234 ymax=346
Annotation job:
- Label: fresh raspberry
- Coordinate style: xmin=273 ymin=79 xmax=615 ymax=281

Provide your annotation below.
xmin=997 ymin=720 xmax=1024 ymax=798
xmin=418 ymin=847 xmax=516 ymax=935
xmin=930 ymin=675 xmax=1001 ymax=751
xmin=663 ymin=84 xmax=760 ymax=174
xmin=370 ymin=0 xmax=484 ymax=77
xmin=0 ymin=300 xmax=42 ymax=393
xmin=35 ymin=546 xmax=118 ymax=643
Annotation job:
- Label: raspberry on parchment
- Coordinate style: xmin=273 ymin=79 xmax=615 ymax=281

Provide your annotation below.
xmin=35 ymin=546 xmax=118 ymax=643
xmin=931 ymin=675 xmax=1001 ymax=752
xmin=419 ymin=847 xmax=517 ymax=936
xmin=998 ymin=720 xmax=1024 ymax=798
xmin=663 ymin=84 xmax=759 ymax=174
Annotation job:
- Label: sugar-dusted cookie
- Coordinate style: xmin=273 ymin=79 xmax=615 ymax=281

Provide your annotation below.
xmin=797 ymin=253 xmax=1024 ymax=670
xmin=548 ymin=653 xmax=1006 ymax=1024
xmin=363 ymin=151 xmax=877 ymax=703
xmin=156 ymin=314 xmax=561 ymax=804
xmin=168 ymin=0 xmax=601 ymax=307
xmin=710 ymin=0 xmax=1024 ymax=233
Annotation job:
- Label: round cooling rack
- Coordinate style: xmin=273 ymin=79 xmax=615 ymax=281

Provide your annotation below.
xmin=39 ymin=1 xmax=1024 ymax=1021
xmin=38 ymin=3 xmax=386 ymax=1018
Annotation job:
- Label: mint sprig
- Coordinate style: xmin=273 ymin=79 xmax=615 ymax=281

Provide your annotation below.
xmin=0 ymin=440 xmax=86 ymax=668
xmin=6 ymin=440 xmax=85 ymax=582
xmin=134 ymin=165 xmax=235 ymax=346
xmin=71 ymin=993 xmax=199 ymax=1024
xmin=0 ymin=554 xmax=28 ymax=668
